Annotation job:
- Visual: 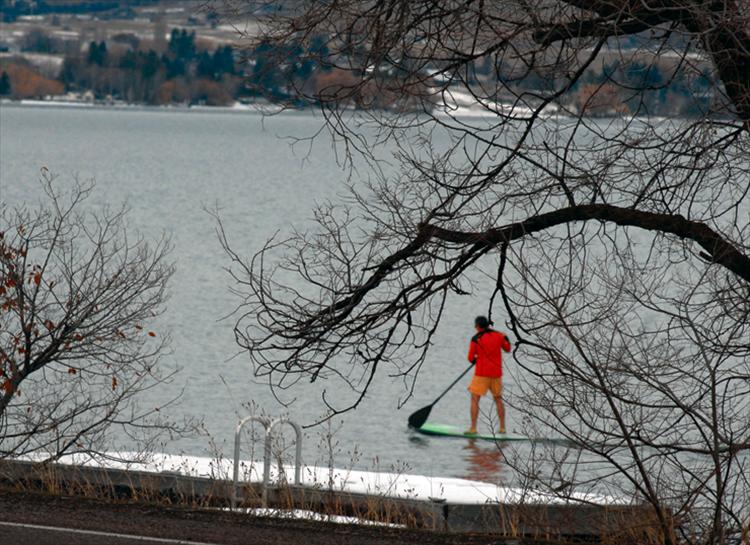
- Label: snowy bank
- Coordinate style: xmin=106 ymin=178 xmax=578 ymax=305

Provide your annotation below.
xmin=17 ymin=451 xmax=630 ymax=507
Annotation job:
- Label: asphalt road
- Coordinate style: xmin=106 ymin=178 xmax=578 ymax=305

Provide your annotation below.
xmin=0 ymin=491 xmax=506 ymax=545
xmin=0 ymin=521 xmax=224 ymax=545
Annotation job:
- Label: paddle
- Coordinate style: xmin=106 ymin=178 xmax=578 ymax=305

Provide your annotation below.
xmin=408 ymin=363 xmax=474 ymax=429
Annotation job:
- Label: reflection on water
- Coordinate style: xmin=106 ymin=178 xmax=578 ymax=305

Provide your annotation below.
xmin=458 ymin=439 xmax=505 ymax=483
xmin=407 ymin=433 xmax=431 ymax=448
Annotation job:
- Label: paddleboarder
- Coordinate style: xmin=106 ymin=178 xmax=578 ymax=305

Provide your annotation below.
xmin=466 ymin=316 xmax=511 ymax=435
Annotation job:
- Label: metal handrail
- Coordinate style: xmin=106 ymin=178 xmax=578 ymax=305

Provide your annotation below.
xmin=231 ymin=415 xmax=303 ymax=509
xmin=266 ymin=418 xmax=303 ymax=487
xmin=231 ymin=415 xmax=268 ymax=509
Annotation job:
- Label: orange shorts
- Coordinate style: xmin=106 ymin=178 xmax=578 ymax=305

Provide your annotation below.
xmin=468 ymin=376 xmax=502 ymax=397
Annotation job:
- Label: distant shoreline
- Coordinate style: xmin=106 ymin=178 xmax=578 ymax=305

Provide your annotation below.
xmin=1 ymin=96 xmax=563 ymax=119
xmin=0 ymin=97 xmax=286 ymax=115
xmin=3 ymin=97 xmax=725 ymax=124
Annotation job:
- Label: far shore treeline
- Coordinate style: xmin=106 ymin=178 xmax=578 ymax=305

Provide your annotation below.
xmin=0 ymin=24 xmax=720 ymax=116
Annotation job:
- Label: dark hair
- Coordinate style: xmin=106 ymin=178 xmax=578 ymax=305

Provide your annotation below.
xmin=474 ymin=316 xmax=492 ymax=329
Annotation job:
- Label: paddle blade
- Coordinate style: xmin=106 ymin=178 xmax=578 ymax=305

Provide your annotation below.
xmin=408 ymin=404 xmax=433 ymax=429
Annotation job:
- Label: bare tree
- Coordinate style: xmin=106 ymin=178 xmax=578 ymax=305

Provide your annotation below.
xmin=213 ymin=1 xmax=750 ymax=542
xmin=0 ymin=173 xmax=178 ymax=462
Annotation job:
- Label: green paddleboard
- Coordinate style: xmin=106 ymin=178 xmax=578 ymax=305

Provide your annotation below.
xmin=416 ymin=422 xmax=531 ymax=442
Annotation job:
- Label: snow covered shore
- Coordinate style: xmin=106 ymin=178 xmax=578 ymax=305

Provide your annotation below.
xmin=17 ymin=451 xmax=630 ymax=507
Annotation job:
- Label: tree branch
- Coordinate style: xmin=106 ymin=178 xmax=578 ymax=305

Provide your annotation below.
xmin=422 ymin=204 xmax=750 ymax=284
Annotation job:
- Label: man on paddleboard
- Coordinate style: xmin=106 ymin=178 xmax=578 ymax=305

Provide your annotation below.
xmin=466 ymin=316 xmax=511 ymax=435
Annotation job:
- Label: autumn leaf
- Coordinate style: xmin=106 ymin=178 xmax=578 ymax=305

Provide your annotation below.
xmin=73 ymin=334 xmax=83 ymax=341
xmin=111 ymin=376 xmax=118 ymax=391
xmin=67 ymin=367 xmax=77 ymax=375
xmin=134 ymin=324 xmax=143 ymax=330
xmin=1 ymin=380 xmax=12 ymax=395
xmin=148 ymin=331 xmax=156 ymax=337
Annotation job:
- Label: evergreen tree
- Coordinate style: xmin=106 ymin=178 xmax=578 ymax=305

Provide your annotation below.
xmin=251 ymin=41 xmax=278 ymax=95
xmin=214 ymin=46 xmax=235 ymax=76
xmin=0 ymin=71 xmax=10 ymax=96
xmin=141 ymin=50 xmax=160 ymax=79
xmin=87 ymin=41 xmax=98 ymax=64
xmin=197 ymin=50 xmax=215 ymax=79
xmin=168 ymin=29 xmax=196 ymax=61
xmin=163 ymin=54 xmax=185 ymax=79
xmin=87 ymin=41 xmax=108 ymax=66
xmin=309 ymin=35 xmax=330 ymax=73
xmin=294 ymin=42 xmax=314 ymax=80
xmin=623 ymin=61 xmax=664 ymax=89
xmin=99 ymin=41 xmax=108 ymax=66
xmin=119 ymin=50 xmax=137 ymax=70
xmin=168 ymin=29 xmax=181 ymax=54
xmin=59 ymin=57 xmax=81 ymax=89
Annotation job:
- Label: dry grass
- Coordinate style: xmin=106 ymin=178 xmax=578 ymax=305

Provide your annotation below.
xmin=0 ymin=458 xmax=673 ymax=544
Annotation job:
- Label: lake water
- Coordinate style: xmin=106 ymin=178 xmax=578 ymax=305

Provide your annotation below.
xmin=1 ymin=102 xmax=524 ymax=482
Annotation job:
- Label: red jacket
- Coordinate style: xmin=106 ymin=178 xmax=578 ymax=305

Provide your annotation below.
xmin=467 ymin=330 xmax=511 ymax=378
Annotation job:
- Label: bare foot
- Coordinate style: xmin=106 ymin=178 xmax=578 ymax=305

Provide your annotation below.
xmin=464 ymin=428 xmax=477 ymax=435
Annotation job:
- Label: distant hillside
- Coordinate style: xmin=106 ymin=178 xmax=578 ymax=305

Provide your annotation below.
xmin=2 ymin=0 xmax=163 ymax=22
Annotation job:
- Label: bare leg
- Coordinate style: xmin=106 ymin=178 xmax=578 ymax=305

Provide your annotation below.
xmin=494 ymin=395 xmax=505 ymax=433
xmin=467 ymin=394 xmax=480 ymax=433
